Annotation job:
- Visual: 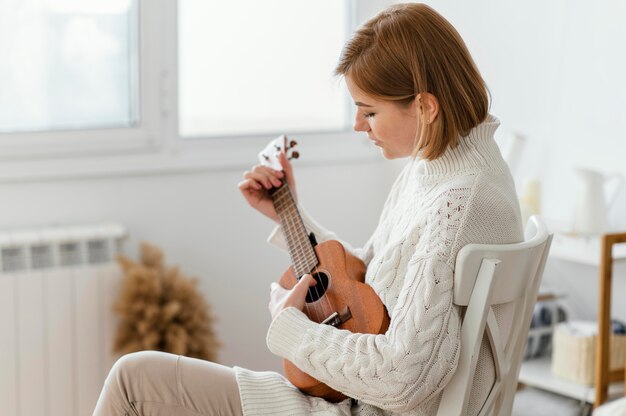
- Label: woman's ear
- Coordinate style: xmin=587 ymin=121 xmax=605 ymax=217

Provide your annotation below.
xmin=416 ymin=93 xmax=439 ymax=124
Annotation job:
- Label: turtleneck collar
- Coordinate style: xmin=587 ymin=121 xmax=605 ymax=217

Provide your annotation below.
xmin=419 ymin=114 xmax=507 ymax=176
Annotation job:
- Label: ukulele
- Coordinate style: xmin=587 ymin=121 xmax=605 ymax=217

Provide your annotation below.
xmin=259 ymin=135 xmax=390 ymax=402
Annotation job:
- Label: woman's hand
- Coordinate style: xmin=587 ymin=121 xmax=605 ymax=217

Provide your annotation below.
xmin=238 ymin=151 xmax=297 ymax=223
xmin=269 ymin=274 xmax=317 ymax=320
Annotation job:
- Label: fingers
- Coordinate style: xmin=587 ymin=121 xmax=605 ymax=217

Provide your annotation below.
xmin=288 ymin=274 xmax=316 ymax=311
xmin=242 ymin=165 xmax=284 ymax=190
xmin=294 ymin=274 xmax=317 ymax=295
xmin=278 ymin=150 xmax=292 ymax=175
xmin=268 ymin=275 xmax=317 ymax=319
xmin=302 ymin=274 xmax=317 ymax=287
xmin=237 ymin=178 xmax=262 ymax=192
xmin=277 ymin=151 xmax=297 ymax=199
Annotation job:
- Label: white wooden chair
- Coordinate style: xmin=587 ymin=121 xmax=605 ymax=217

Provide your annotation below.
xmin=436 ymin=215 xmax=553 ymax=416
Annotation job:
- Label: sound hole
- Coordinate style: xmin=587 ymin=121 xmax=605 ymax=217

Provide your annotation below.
xmin=304 ymin=271 xmax=330 ymax=303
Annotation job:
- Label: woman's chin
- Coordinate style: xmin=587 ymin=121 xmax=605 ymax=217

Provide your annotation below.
xmin=380 ymin=147 xmax=398 ymax=160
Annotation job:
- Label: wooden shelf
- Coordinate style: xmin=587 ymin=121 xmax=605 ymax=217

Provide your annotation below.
xmin=519 ymin=357 xmax=624 ymax=403
xmin=548 ymin=231 xmax=626 ymax=266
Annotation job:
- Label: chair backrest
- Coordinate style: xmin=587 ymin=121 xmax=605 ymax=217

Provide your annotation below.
xmin=436 ymin=215 xmax=553 ymax=416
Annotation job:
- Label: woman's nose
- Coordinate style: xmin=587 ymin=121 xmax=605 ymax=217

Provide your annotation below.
xmin=353 ymin=116 xmax=370 ymax=133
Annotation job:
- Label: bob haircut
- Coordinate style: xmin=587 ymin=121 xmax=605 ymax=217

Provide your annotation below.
xmin=334 ymin=3 xmax=489 ymax=160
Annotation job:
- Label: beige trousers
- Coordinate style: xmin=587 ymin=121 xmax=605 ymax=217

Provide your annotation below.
xmin=93 ymin=351 xmax=243 ymax=416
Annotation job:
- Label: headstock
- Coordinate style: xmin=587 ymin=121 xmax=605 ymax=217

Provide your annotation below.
xmin=258 ymin=134 xmax=299 ymax=171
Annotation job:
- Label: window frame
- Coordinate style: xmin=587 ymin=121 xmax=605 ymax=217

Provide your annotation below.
xmin=0 ymin=0 xmax=391 ymax=182
xmin=0 ymin=0 xmax=164 ymax=161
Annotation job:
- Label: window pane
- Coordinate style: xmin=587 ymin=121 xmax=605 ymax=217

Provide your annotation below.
xmin=0 ymin=0 xmax=139 ymax=133
xmin=179 ymin=0 xmax=350 ymax=137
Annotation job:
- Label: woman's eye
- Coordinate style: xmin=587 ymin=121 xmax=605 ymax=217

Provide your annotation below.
xmin=364 ymin=112 xmax=375 ymax=119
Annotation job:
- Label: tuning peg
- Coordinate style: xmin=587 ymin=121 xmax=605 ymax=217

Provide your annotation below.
xmin=262 ymin=154 xmax=270 ymax=161
xmin=290 ymin=151 xmax=300 ymax=160
xmin=274 ymin=144 xmax=281 ymax=151
xmin=289 ymin=140 xmax=298 ymax=148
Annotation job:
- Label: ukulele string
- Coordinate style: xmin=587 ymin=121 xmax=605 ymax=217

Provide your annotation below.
xmin=304 ymin=240 xmax=331 ymax=322
xmin=276 ymin=153 xmax=332 ymax=323
xmin=306 ymin=259 xmax=327 ymax=322
xmin=288 ymin=209 xmax=325 ymax=323
xmin=292 ymin=233 xmax=322 ymax=323
xmin=285 ymin=200 xmax=333 ymax=322
xmin=271 ymin=152 xmax=325 ymax=322
xmin=275 ymin=180 xmax=320 ymax=322
xmin=305 ymin=289 xmax=322 ymax=323
xmin=305 ymin=268 xmax=324 ymax=323
xmin=281 ymin=180 xmax=327 ymax=323
xmin=300 ymin=253 xmax=326 ymax=322
xmin=315 ymin=263 xmax=336 ymax=319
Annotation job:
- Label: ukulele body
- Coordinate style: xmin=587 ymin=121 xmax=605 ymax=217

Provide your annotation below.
xmin=278 ymin=239 xmax=390 ymax=402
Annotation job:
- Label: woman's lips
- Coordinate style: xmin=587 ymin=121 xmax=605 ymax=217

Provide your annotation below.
xmin=367 ymin=135 xmax=381 ymax=146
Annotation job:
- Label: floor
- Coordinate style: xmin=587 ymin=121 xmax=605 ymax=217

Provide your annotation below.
xmin=513 ymin=387 xmax=588 ymax=416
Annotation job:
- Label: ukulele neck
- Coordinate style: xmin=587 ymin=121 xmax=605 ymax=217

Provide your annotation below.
xmin=270 ymin=183 xmax=318 ymax=278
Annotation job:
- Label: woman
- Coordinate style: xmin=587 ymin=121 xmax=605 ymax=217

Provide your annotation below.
xmin=94 ymin=3 xmax=523 ymax=415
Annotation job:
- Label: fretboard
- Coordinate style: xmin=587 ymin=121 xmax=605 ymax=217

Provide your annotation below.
xmin=271 ymin=183 xmax=319 ymax=278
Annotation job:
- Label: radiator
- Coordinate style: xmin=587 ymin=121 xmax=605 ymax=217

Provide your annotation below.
xmin=0 ymin=223 xmax=127 ymax=416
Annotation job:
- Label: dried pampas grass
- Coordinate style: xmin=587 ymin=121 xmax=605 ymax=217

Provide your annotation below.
xmin=113 ymin=242 xmax=219 ymax=362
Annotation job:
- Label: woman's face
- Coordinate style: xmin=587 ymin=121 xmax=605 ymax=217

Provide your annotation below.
xmin=346 ymin=76 xmax=419 ymax=160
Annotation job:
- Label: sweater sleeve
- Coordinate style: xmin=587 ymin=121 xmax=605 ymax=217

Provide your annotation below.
xmin=266 ymin=253 xmax=461 ymax=412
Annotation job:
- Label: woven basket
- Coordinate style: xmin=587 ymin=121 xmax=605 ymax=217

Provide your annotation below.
xmin=551 ymin=322 xmax=626 ymax=385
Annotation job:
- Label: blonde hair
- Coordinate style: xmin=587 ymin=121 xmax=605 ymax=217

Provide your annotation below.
xmin=334 ymin=3 xmax=489 ymax=160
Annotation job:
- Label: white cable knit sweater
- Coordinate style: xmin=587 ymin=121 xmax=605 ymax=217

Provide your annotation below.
xmin=235 ymin=114 xmax=523 ymax=415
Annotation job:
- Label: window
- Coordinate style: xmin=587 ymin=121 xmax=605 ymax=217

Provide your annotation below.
xmin=0 ymin=0 xmax=139 ymax=133
xmin=0 ymin=0 xmax=374 ymax=177
xmin=178 ymin=0 xmax=351 ymax=138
